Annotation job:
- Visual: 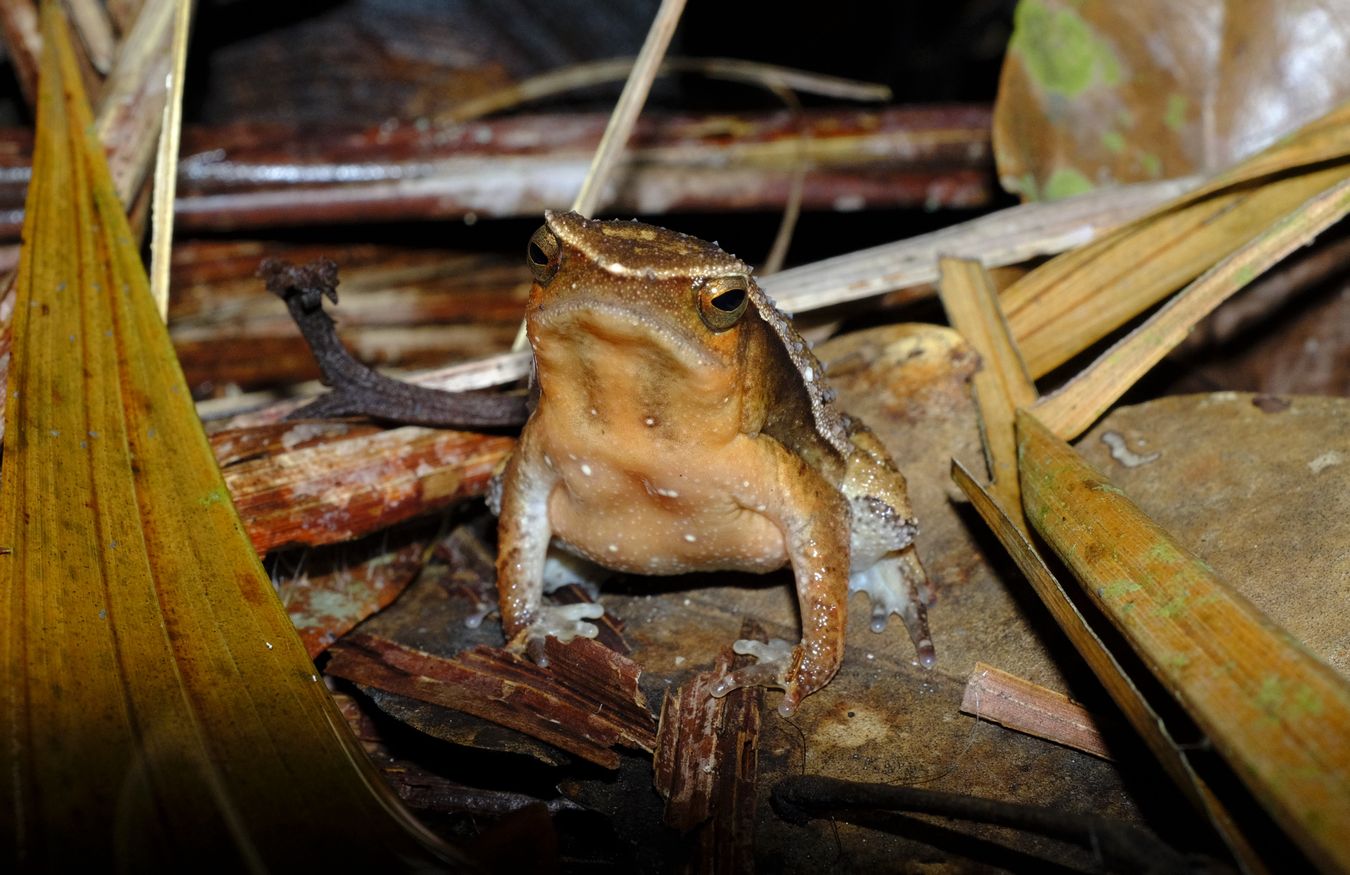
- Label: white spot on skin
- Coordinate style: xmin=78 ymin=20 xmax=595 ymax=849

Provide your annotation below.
xmin=1309 ymin=450 xmax=1343 ymax=474
xmin=1101 ymin=431 xmax=1161 ymax=467
xmin=607 ymin=544 xmax=619 ymax=553
xmin=644 ymin=417 xmax=657 ymax=427
xmin=804 ymin=366 xmax=814 ymax=382
xmin=580 ymin=463 xmax=593 ymax=476
xmin=684 ymin=533 xmax=697 ymax=543
xmin=590 ymin=408 xmax=598 ymax=416
xmin=655 ymin=487 xmax=679 ymax=498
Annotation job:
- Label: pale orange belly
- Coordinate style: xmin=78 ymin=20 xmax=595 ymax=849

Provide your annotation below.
xmin=547 ymin=480 xmax=788 ymax=577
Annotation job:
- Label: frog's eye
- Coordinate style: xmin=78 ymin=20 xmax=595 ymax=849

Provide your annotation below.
xmin=527 ymin=226 xmax=561 ymax=284
xmin=698 ymin=276 xmax=750 ymax=331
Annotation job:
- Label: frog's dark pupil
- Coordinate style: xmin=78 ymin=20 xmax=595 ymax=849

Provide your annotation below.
xmin=528 ymin=241 xmax=549 ymax=266
xmin=711 ymin=288 xmax=746 ymax=312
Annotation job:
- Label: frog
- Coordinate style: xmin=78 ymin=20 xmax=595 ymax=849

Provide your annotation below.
xmin=492 ymin=210 xmax=935 ymax=715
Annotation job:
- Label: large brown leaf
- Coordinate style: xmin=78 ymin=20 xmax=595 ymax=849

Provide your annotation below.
xmin=994 ymin=0 xmax=1350 ymax=200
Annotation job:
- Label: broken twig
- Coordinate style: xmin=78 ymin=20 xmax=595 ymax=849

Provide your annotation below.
xmin=772 ymin=775 xmax=1194 ymax=875
xmin=258 ymin=257 xmax=528 ymax=428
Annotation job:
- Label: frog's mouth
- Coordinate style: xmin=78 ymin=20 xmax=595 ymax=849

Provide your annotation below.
xmin=530 ymin=299 xmax=722 ymax=367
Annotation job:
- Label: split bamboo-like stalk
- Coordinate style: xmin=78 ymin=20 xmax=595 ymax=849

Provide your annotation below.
xmin=952 ymin=461 xmax=1264 ymax=872
xmin=1018 ymin=410 xmax=1350 ymax=873
xmin=937 ymin=256 xmax=1036 ymax=521
xmin=1002 ymin=99 xmax=1350 ymax=381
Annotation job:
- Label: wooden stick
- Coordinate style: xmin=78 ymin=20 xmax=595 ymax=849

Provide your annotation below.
xmin=960 ymin=662 xmax=1110 ymax=759
xmin=0 ymin=0 xmax=42 ymax=105
xmin=94 ymin=0 xmax=176 ymax=207
xmin=63 ymin=0 xmax=114 ymax=73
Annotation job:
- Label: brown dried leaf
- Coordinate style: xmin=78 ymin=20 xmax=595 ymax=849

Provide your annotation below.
xmin=994 ymin=0 xmax=1350 ymax=200
xmin=950 ymin=462 xmax=1263 ymax=870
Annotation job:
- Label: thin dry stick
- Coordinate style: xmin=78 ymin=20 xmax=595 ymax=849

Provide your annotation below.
xmin=1034 ymin=175 xmax=1350 ymax=440
xmin=766 ymin=176 xmax=1200 ymax=313
xmin=759 ymin=83 xmax=806 ymax=276
xmin=571 ymin=0 xmax=686 ymax=219
xmin=0 ymin=0 xmax=43 ymax=104
xmin=63 ymin=0 xmax=114 ymax=73
xmin=442 ymin=56 xmax=889 ymax=123
xmin=510 ymin=0 xmax=687 ymax=352
xmin=148 ymin=0 xmax=190 ymax=320
xmin=960 ymin=662 xmax=1110 ymax=759
xmin=95 ymin=0 xmax=176 ymax=207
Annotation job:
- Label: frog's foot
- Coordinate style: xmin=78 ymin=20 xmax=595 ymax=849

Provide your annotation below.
xmin=505 ymin=603 xmax=605 ymax=666
xmin=710 ymin=638 xmax=837 ymax=717
xmin=849 ymin=552 xmax=936 ymax=668
xmin=541 ymin=548 xmax=606 ymax=599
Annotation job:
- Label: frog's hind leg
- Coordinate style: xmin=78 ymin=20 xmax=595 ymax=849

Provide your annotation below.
xmin=849 ymin=546 xmax=936 ymax=668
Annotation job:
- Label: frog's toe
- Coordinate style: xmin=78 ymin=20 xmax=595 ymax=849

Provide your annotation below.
xmin=709 ymin=638 xmax=836 ymax=716
xmin=538 ymin=602 xmax=605 ymax=642
xmin=509 ymin=603 xmax=604 ymax=664
xmin=850 ymin=555 xmax=936 ymax=668
xmin=710 ymin=638 xmax=794 ymax=706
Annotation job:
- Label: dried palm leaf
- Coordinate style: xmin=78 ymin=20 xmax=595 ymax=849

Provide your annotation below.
xmin=0 ymin=5 xmax=463 ymax=868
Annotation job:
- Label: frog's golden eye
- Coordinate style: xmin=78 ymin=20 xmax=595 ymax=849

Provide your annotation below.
xmin=527 ymin=226 xmax=561 ymax=284
xmin=698 ymin=276 xmax=750 ymax=331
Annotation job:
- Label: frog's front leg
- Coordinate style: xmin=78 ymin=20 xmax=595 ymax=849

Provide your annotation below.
xmin=495 ymin=427 xmax=603 ymax=657
xmin=712 ymin=443 xmax=851 ymax=716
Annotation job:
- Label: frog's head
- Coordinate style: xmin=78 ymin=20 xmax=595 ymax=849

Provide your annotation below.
xmin=524 ymin=211 xmax=756 ymax=367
